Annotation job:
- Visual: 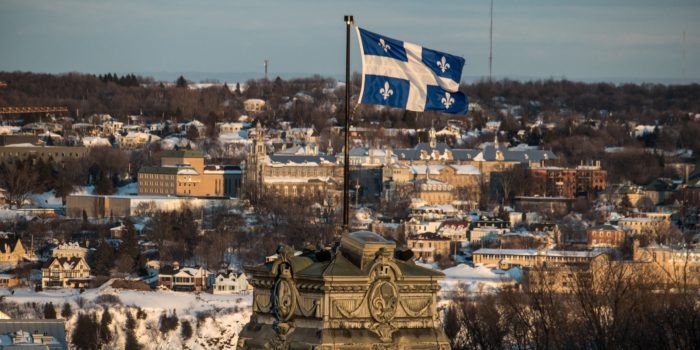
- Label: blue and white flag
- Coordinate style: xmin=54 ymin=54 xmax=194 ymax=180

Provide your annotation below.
xmin=356 ymin=27 xmax=468 ymax=114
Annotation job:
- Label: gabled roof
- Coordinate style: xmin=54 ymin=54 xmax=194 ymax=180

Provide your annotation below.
xmin=42 ymin=257 xmax=86 ymax=270
xmin=0 ymin=236 xmax=21 ymax=254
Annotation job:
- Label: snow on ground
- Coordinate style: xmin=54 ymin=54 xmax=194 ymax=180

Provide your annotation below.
xmin=440 ymin=264 xmax=518 ymax=295
xmin=25 ymin=183 xmax=134 ymax=209
xmin=27 ymin=191 xmax=63 ymax=209
xmin=0 ymin=209 xmax=35 ymax=221
xmin=161 ymin=136 xmax=196 ymax=150
xmin=1 ymin=281 xmax=252 ymax=350
xmin=414 ymin=262 xmax=519 ymax=297
xmin=116 ymin=182 xmax=138 ymax=195
xmin=70 ymin=185 xmax=95 ymax=196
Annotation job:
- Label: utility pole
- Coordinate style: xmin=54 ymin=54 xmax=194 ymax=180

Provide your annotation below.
xmin=489 ymin=0 xmax=494 ymax=82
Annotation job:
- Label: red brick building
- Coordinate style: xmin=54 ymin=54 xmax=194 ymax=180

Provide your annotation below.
xmin=587 ymin=225 xmax=625 ymax=248
xmin=526 ymin=162 xmax=607 ymax=198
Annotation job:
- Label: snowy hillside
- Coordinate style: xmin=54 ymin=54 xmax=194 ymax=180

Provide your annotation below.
xmin=2 ymin=282 xmax=252 ymax=350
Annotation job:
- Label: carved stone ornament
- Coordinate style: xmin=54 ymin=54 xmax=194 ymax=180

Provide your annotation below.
xmin=368 ymin=279 xmax=399 ymax=324
xmin=272 ymin=277 xmax=297 ymax=322
xmin=270 ymin=244 xmax=298 ymax=323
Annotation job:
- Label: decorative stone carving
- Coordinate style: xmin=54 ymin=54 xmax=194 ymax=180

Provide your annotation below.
xmin=368 ymin=280 xmax=399 ymax=323
xmin=272 ymin=278 xmax=296 ymax=321
xmin=237 ymin=231 xmax=450 ymax=349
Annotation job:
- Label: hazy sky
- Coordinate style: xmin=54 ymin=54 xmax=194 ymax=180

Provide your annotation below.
xmin=1 ymin=0 xmax=699 ymax=82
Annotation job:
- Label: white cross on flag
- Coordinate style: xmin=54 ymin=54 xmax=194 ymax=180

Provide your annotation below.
xmin=356 ymin=27 xmax=468 ymax=114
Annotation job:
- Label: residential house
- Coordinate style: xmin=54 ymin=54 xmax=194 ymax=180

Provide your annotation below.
xmin=212 ymin=271 xmax=250 ymax=294
xmin=158 ymin=262 xmax=211 ymax=292
xmin=0 ymin=235 xmax=28 ymax=267
xmin=407 ymin=233 xmax=452 ymax=262
xmin=437 ymin=220 xmax=470 ymax=241
xmin=243 ymin=98 xmax=266 ymax=113
xmin=51 ymin=242 xmax=88 ymax=259
xmin=0 ymin=273 xmax=20 ymax=288
xmin=118 ymin=132 xmax=161 ymax=149
xmin=41 ymin=257 xmax=92 ymax=289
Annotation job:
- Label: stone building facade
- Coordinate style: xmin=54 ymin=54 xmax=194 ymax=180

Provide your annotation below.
xmin=138 ymin=150 xmax=241 ymax=197
xmin=237 ymin=231 xmax=449 ymax=349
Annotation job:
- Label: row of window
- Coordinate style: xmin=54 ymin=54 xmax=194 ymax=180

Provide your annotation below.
xmin=141 ymin=173 xmax=175 ymax=180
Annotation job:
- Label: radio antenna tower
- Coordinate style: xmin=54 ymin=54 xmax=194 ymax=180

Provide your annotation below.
xmin=489 ymin=0 xmax=494 ymax=82
xmin=264 ymin=59 xmax=269 ymax=81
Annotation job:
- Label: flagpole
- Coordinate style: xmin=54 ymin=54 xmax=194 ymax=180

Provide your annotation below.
xmin=343 ymin=15 xmax=353 ymax=232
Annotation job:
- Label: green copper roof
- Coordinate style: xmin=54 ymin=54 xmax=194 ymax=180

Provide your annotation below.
xmin=138 ymin=166 xmax=180 ymax=174
xmin=161 ymin=150 xmax=204 ymax=158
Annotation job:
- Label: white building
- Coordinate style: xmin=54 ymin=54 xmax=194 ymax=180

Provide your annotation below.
xmin=244 ymin=99 xmax=266 ymax=113
xmin=51 ymin=242 xmax=88 ymax=259
xmin=212 ymin=271 xmax=250 ymax=294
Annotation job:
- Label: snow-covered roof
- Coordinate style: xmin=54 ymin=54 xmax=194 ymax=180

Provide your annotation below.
xmin=450 ymin=164 xmax=480 ymax=175
xmin=474 ymin=248 xmax=602 ymax=258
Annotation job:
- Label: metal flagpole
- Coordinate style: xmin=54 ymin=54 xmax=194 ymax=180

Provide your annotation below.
xmin=489 ymin=0 xmax=493 ymax=82
xmin=343 ymin=15 xmax=353 ymax=232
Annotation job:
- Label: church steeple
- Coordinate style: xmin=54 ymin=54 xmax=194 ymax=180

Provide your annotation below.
xmin=428 ymin=127 xmax=437 ymax=148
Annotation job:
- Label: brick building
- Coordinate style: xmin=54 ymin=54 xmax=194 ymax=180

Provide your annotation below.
xmin=587 ymin=225 xmax=625 ymax=248
xmin=138 ymin=150 xmax=241 ymax=197
xmin=407 ymin=233 xmax=452 ymax=262
xmin=525 ymin=162 xmax=607 ymax=198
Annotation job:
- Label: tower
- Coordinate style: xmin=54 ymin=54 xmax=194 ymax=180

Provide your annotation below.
xmin=428 ymin=127 xmax=437 ymax=149
xmin=264 ymin=59 xmax=269 ymax=81
xmin=246 ymin=123 xmax=267 ymax=200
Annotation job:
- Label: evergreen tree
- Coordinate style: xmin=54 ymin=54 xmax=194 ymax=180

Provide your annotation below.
xmin=186 ymin=125 xmax=199 ymax=140
xmin=124 ymin=329 xmax=140 ymax=350
xmin=43 ymin=302 xmax=56 ymax=319
xmin=181 ymin=319 xmax=193 ymax=340
xmin=61 ymin=302 xmax=73 ymax=319
xmin=93 ymin=241 xmax=116 ymax=275
xmin=125 ymin=310 xmax=136 ymax=330
xmin=95 ymin=169 xmax=113 ymax=195
xmin=72 ymin=313 xmax=99 ymax=350
xmin=176 ymin=75 xmax=188 ymax=88
xmin=159 ymin=310 xmax=179 ymax=334
xmin=121 ymin=219 xmax=140 ymax=260
xmin=99 ymin=307 xmax=112 ymax=343
xmin=235 ymin=82 xmax=241 ymax=95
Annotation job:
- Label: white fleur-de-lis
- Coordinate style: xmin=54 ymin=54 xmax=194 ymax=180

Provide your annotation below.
xmin=378 ymin=38 xmax=391 ymax=52
xmin=441 ymin=92 xmax=455 ymax=108
xmin=379 ymin=81 xmax=394 ymax=100
xmin=437 ymin=56 xmax=451 ymax=73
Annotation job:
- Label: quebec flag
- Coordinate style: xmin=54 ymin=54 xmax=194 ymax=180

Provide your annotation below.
xmin=356 ymin=27 xmax=468 ymax=114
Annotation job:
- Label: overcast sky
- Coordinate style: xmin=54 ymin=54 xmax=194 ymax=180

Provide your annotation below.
xmin=1 ymin=0 xmax=699 ymax=82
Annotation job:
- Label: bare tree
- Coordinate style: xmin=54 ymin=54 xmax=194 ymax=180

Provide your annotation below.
xmin=0 ymin=158 xmax=38 ymax=208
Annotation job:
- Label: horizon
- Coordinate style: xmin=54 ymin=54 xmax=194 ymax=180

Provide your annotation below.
xmin=1 ymin=0 xmax=699 ymax=83
xmin=3 ymin=70 xmax=700 ymax=86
